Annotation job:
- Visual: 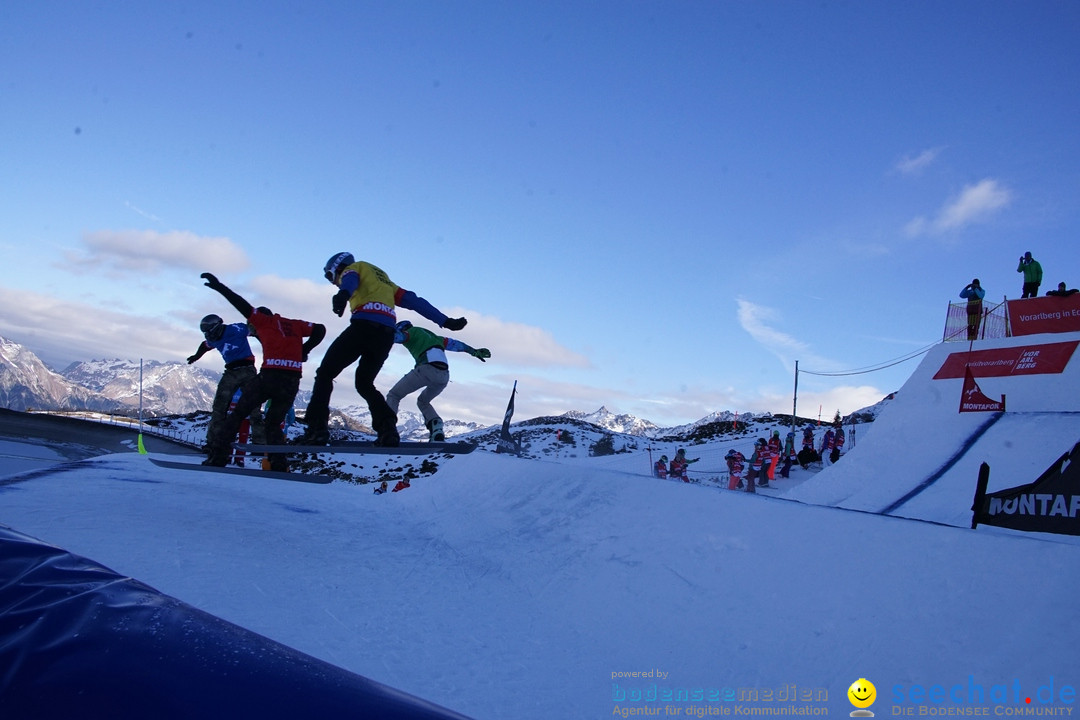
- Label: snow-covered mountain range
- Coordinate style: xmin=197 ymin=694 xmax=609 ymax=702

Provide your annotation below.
xmin=0 ymin=334 xmax=887 ymax=438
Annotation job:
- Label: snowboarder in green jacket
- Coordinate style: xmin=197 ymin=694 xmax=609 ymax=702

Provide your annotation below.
xmin=386 ymin=321 xmax=491 ymax=441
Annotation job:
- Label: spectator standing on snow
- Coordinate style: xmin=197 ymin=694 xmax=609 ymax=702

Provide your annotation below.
xmin=669 ymin=448 xmax=699 ymax=483
xmin=766 ymin=430 xmax=783 ymax=481
xmin=820 ymin=427 xmax=836 ymax=467
xmin=1017 ymin=252 xmax=1043 ymax=298
xmin=959 ymin=279 xmax=985 ymax=341
xmin=831 ymin=423 xmax=846 ymax=464
xmin=654 ymin=455 xmax=668 ymax=479
xmin=747 ymin=439 xmax=768 ymax=491
xmin=726 ymin=449 xmax=745 ymax=490
xmin=780 ymin=431 xmax=796 ymax=479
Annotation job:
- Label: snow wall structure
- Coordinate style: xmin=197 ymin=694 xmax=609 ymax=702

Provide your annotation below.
xmin=0 ymin=525 xmax=473 ymax=720
xmin=788 ymin=331 xmax=1080 ymax=528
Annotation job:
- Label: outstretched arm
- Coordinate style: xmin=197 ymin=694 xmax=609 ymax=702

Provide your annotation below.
xmin=201 ymin=273 xmax=255 ymax=319
xmin=187 ymin=343 xmax=211 ymax=364
xmin=396 ymin=288 xmax=467 ymax=331
xmin=444 ymin=337 xmax=490 ymax=361
xmin=302 ymin=323 xmax=327 ymax=361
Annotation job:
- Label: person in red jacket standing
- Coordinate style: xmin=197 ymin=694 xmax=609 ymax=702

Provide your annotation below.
xmin=766 ymin=430 xmax=782 ymax=481
xmin=669 ymin=448 xmax=699 ymax=483
xmin=726 ymin=449 xmax=745 ymax=490
xmin=820 ymin=427 xmax=836 ymax=467
xmin=654 ymin=455 xmax=668 ymax=479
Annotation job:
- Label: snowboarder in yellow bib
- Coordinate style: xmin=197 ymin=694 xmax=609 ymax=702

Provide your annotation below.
xmin=387 ymin=321 xmax=490 ymax=441
xmin=299 ymin=252 xmax=468 ymax=447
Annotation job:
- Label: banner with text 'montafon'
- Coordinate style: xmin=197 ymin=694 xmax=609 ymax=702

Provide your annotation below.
xmin=971 ymin=440 xmax=1080 ymax=536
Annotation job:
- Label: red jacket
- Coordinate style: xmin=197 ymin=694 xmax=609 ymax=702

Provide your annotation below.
xmin=248 ymin=311 xmax=317 ymax=375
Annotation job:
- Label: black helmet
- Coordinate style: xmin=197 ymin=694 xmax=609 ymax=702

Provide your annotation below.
xmin=396 ymin=320 xmax=413 ymax=333
xmin=323 ymin=252 xmax=354 ymax=283
xmin=200 ymin=314 xmax=225 ymax=341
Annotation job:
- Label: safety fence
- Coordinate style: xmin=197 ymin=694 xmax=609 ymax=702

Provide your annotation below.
xmin=943 ymin=298 xmax=1009 ymax=342
xmin=30 ymin=410 xmax=204 ymax=448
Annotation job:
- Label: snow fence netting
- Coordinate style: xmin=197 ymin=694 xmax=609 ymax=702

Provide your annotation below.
xmin=0 ymin=525 xmax=473 ymax=720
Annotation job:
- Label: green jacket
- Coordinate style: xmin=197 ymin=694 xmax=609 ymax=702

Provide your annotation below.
xmin=1017 ymin=258 xmax=1043 ymax=284
xmin=396 ymin=325 xmax=486 ymax=368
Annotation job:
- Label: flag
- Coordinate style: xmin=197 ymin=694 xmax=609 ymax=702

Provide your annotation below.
xmin=971 ymin=441 xmax=1080 ymax=535
xmin=496 ymin=381 xmax=522 ymax=456
xmin=959 ymin=365 xmax=1005 ymax=413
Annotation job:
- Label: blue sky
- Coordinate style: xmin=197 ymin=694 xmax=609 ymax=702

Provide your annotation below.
xmin=2 ymin=1 xmax=1078 ymax=427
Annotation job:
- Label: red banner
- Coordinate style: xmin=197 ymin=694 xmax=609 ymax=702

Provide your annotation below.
xmin=933 ymin=340 xmax=1079 ymax=379
xmin=959 ymin=366 xmax=1005 ymax=412
xmin=1008 ymin=294 xmax=1080 ymax=336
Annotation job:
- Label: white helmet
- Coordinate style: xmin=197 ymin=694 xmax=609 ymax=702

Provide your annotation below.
xmin=323 ymin=252 xmax=354 ymax=283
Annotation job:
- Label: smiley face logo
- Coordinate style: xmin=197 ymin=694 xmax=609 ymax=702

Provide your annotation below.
xmin=848 ymin=678 xmax=877 ymax=710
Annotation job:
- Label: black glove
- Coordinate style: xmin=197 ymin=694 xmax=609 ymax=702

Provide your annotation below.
xmin=186 ymin=355 xmax=198 ymax=364
xmin=201 ymin=272 xmax=223 ymax=290
xmin=332 ymin=289 xmax=350 ymax=317
xmin=443 ymin=317 xmax=467 ymax=331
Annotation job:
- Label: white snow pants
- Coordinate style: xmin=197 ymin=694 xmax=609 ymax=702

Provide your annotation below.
xmin=386 ymin=363 xmax=450 ymax=424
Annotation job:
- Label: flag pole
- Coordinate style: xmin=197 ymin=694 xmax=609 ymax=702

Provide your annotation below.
xmin=791 ymin=360 xmax=799 ymax=438
xmin=137 ymin=358 xmax=147 ymax=454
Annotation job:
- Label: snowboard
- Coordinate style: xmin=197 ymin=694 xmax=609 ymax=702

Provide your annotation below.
xmin=148 ymin=457 xmax=332 ymax=484
xmin=232 ymin=440 xmax=476 ymax=455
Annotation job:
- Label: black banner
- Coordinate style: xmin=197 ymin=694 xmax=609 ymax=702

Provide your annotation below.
xmin=971 ymin=440 xmax=1080 ymax=535
xmin=495 ymin=381 xmax=522 ymax=456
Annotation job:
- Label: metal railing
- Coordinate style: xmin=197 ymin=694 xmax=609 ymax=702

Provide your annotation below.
xmin=943 ymin=298 xmax=1009 ymax=342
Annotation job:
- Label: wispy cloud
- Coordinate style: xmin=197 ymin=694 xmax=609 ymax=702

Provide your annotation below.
xmin=437 ymin=310 xmax=592 ymax=369
xmin=72 ymin=229 xmax=250 ymax=274
xmin=898 ymin=146 xmax=941 ymax=174
xmin=124 ymin=201 xmax=163 ymax=224
xmin=905 ymin=178 xmax=1013 ymax=237
xmin=736 ymin=299 xmax=833 ymax=371
xmin=895 ymin=147 xmax=943 ymax=176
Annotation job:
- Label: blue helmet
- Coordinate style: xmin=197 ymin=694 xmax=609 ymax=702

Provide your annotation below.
xmin=323 ymin=252 xmax=354 ymax=283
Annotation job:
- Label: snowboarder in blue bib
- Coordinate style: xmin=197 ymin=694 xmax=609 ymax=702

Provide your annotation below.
xmin=187 ymin=314 xmax=265 ymax=449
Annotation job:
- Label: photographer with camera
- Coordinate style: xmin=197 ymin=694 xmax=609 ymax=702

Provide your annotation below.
xmin=959 ymin=278 xmax=986 ymax=341
xmin=1017 ymin=251 xmax=1043 ymax=298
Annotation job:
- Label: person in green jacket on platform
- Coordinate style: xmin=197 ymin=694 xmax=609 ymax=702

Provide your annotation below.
xmin=386 ymin=321 xmax=490 ymax=441
xmin=1017 ymin=251 xmax=1043 ymax=298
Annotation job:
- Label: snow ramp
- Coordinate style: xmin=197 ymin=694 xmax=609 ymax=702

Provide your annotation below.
xmin=786 ymin=331 xmax=1080 ymax=527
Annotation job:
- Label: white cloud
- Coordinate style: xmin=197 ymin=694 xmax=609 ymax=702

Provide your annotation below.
xmin=905 ymin=178 xmax=1013 ymax=236
xmin=895 ymin=147 xmax=943 ymax=175
xmin=74 ymin=229 xmax=250 ymax=274
xmin=935 ymin=179 xmax=1012 ymax=231
xmin=736 ymin=298 xmax=834 ymax=371
xmin=431 ymin=310 xmax=592 ymax=370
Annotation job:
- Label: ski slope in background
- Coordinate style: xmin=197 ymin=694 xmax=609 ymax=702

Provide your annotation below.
xmin=1 ymin=334 xmax=1079 ymax=719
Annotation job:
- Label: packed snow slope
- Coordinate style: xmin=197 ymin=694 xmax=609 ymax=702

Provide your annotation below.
xmin=787 ymin=331 xmax=1080 ymax=530
xmin=1 ymin=429 xmax=1079 ymax=719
